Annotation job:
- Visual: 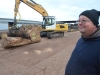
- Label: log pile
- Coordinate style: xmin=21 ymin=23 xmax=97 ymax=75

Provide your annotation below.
xmin=1 ymin=24 xmax=42 ymax=48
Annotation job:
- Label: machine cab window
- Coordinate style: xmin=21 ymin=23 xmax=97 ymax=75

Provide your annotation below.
xmin=43 ymin=16 xmax=55 ymax=26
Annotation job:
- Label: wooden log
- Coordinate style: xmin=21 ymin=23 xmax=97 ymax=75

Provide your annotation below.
xmin=1 ymin=25 xmax=42 ymax=48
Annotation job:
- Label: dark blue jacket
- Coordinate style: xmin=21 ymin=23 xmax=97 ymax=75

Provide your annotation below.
xmin=65 ymin=29 xmax=100 ymax=75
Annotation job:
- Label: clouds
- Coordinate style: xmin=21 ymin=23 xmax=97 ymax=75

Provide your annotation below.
xmin=0 ymin=0 xmax=100 ymax=21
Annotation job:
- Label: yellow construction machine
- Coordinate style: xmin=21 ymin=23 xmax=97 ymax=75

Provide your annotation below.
xmin=10 ymin=0 xmax=68 ymax=39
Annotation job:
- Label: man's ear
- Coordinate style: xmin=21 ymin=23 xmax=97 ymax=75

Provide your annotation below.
xmin=93 ymin=25 xmax=97 ymax=29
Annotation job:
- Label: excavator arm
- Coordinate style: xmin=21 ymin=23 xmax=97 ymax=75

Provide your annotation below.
xmin=14 ymin=0 xmax=20 ymax=26
xmin=14 ymin=0 xmax=48 ymax=26
xmin=10 ymin=0 xmax=68 ymax=40
xmin=21 ymin=0 xmax=48 ymax=16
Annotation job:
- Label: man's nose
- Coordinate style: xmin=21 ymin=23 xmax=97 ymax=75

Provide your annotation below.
xmin=78 ymin=21 xmax=82 ymax=24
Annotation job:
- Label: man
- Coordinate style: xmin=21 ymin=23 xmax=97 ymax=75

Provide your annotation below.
xmin=65 ymin=9 xmax=100 ymax=75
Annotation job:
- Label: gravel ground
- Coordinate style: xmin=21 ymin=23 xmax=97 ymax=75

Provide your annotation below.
xmin=0 ymin=31 xmax=80 ymax=75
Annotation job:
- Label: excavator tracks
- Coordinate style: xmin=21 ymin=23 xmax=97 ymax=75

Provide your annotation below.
xmin=47 ymin=32 xmax=64 ymax=39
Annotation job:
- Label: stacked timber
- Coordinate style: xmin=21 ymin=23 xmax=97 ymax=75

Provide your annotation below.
xmin=1 ymin=24 xmax=42 ymax=48
xmin=1 ymin=33 xmax=31 ymax=48
xmin=10 ymin=24 xmax=42 ymax=38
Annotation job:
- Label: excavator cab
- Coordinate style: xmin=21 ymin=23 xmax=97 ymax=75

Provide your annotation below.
xmin=42 ymin=16 xmax=56 ymax=29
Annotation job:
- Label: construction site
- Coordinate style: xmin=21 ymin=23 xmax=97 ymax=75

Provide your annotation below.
xmin=0 ymin=0 xmax=79 ymax=75
xmin=0 ymin=30 xmax=80 ymax=75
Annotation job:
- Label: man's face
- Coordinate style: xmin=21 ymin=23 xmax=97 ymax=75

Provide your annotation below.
xmin=78 ymin=15 xmax=97 ymax=37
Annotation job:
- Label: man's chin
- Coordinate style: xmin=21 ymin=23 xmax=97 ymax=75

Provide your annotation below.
xmin=79 ymin=29 xmax=86 ymax=33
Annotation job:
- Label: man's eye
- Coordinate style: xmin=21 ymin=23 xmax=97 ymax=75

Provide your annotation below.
xmin=82 ymin=20 xmax=86 ymax=22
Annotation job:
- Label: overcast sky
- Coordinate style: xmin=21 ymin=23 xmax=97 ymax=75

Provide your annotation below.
xmin=0 ymin=0 xmax=100 ymax=21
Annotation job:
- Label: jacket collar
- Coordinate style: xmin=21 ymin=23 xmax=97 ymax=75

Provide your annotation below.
xmin=82 ymin=26 xmax=100 ymax=40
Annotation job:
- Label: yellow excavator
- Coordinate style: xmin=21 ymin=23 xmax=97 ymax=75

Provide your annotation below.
xmin=11 ymin=0 xmax=68 ymax=39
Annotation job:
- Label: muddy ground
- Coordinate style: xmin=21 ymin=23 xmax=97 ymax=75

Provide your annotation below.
xmin=0 ymin=31 xmax=80 ymax=75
